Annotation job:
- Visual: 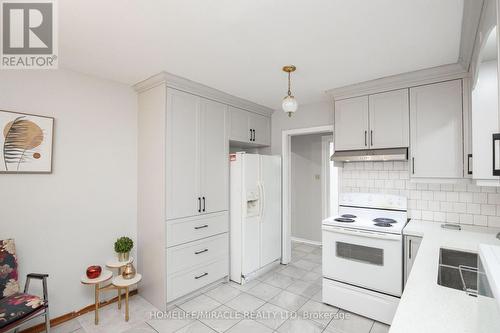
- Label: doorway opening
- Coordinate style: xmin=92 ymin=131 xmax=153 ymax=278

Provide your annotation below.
xmin=281 ymin=125 xmax=338 ymax=264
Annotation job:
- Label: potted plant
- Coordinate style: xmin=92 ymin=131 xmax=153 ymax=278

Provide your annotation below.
xmin=114 ymin=236 xmax=133 ymax=262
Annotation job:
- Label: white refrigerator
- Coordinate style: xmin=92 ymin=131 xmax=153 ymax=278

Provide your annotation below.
xmin=229 ymin=152 xmax=282 ymax=284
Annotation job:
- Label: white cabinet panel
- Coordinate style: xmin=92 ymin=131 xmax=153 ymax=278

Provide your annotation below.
xmin=166 ymin=89 xmax=200 ymax=220
xmin=166 ymin=256 xmax=228 ymax=302
xmin=167 ymin=233 xmax=228 ymax=275
xmin=334 ymin=96 xmax=369 ymax=151
xmin=229 ymin=106 xmax=251 ymax=143
xmin=369 ymin=89 xmax=409 ymax=149
xmin=404 ymin=235 xmax=422 ymax=287
xmin=229 ymin=106 xmax=270 ymax=146
xmin=472 ymin=59 xmax=500 ymax=182
xmin=249 ymin=112 xmax=271 ymax=146
xmin=166 ymin=212 xmax=229 ymax=247
xmin=410 ymin=80 xmax=463 ymax=179
xmin=200 ymin=100 xmax=229 ymax=214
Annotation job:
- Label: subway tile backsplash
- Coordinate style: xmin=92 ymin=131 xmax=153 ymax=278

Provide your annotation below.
xmin=341 ymin=161 xmax=500 ymax=228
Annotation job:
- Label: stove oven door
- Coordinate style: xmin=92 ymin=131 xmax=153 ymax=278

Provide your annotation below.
xmin=322 ymin=225 xmax=402 ymax=297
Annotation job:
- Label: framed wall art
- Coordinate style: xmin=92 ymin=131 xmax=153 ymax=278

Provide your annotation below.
xmin=0 ymin=110 xmax=54 ymax=173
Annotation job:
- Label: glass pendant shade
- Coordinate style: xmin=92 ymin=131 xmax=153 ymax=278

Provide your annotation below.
xmin=282 ymin=95 xmax=298 ymax=117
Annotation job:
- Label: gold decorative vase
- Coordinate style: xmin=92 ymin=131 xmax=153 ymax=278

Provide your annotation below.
xmin=122 ymin=263 xmax=136 ymax=280
xmin=117 ymin=252 xmax=130 ymax=262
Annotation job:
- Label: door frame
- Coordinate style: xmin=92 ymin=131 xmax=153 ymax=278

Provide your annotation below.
xmin=281 ymin=125 xmax=335 ymax=264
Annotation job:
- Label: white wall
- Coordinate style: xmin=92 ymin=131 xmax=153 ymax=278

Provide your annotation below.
xmin=291 ymin=133 xmax=324 ymax=243
xmin=269 ymin=101 xmax=332 ymax=155
xmin=0 ymin=70 xmax=137 ymax=318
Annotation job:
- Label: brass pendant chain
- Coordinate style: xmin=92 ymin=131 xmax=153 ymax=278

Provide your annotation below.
xmin=287 ymin=72 xmax=292 ymax=97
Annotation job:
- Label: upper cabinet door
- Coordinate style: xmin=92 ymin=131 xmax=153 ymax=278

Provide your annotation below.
xmin=410 ymin=80 xmax=463 ymax=178
xmin=334 ymin=96 xmax=369 ymax=151
xmin=249 ymin=113 xmax=271 ymax=146
xmin=166 ymin=89 xmax=201 ymax=220
xmin=229 ymin=106 xmax=251 ymax=143
xmin=369 ymin=89 xmax=409 ymax=149
xmin=200 ymin=99 xmax=228 ymax=214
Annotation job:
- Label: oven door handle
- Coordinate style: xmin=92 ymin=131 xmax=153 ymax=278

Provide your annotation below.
xmin=322 ymin=225 xmax=401 ymax=241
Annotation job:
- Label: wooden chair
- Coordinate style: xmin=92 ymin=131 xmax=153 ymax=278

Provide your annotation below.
xmin=0 ymin=239 xmax=50 ymax=333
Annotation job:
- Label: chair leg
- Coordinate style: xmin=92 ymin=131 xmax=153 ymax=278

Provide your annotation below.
xmin=44 ymin=307 xmax=51 ymax=332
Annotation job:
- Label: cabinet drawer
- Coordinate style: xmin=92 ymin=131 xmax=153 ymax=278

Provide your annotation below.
xmin=167 ymin=233 xmax=228 ymax=274
xmin=166 ymin=212 xmax=228 ymax=247
xmin=167 ymin=256 xmax=228 ymax=302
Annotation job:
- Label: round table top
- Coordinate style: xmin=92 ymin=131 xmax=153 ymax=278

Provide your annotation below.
xmin=106 ymin=257 xmax=134 ymax=268
xmin=80 ymin=270 xmax=113 ymax=285
xmin=112 ymin=273 xmax=142 ymax=287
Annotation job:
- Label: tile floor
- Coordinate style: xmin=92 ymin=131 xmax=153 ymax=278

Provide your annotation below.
xmin=43 ymin=242 xmax=390 ymax=333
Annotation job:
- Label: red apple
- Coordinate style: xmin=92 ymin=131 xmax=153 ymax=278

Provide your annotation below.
xmin=86 ymin=265 xmax=102 ymax=279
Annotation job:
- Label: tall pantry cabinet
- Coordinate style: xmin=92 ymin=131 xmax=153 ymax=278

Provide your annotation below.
xmin=135 ymin=72 xmax=272 ymax=310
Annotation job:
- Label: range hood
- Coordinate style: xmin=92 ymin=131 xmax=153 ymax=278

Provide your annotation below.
xmin=331 ymin=148 xmax=408 ymax=162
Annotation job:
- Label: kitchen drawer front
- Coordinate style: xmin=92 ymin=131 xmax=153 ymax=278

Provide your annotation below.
xmin=166 ymin=256 xmax=228 ymax=302
xmin=166 ymin=212 xmax=228 ymax=247
xmin=167 ymin=233 xmax=228 ymax=274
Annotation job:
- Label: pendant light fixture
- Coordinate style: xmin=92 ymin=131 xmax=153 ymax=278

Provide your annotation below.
xmin=282 ymin=65 xmax=298 ymax=117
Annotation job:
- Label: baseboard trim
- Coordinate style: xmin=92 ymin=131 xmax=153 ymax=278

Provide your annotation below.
xmin=19 ymin=289 xmax=139 ymax=333
xmin=291 ymin=236 xmax=322 ymax=246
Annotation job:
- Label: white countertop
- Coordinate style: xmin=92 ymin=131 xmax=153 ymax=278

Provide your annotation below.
xmin=390 ymin=220 xmax=500 ymax=333
xmin=479 ymin=244 xmax=500 ymax=311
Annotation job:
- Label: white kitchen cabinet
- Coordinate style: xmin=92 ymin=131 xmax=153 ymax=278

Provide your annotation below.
xmin=166 ymin=89 xmax=228 ymax=220
xmin=229 ymin=106 xmax=251 ymax=143
xmin=334 ymin=96 xmax=369 ymax=151
xmin=368 ymin=89 xmax=409 ymax=149
xmin=229 ymin=106 xmax=271 ymax=146
xmin=404 ymin=235 xmax=422 ymax=286
xmin=200 ymin=99 xmax=229 ymax=214
xmin=409 ymin=80 xmax=464 ymax=179
xmin=249 ymin=112 xmax=271 ymax=145
xmin=136 ymin=72 xmax=272 ymax=309
xmin=334 ymin=91 xmax=409 ymax=151
xmin=470 ymin=0 xmax=500 ymax=185
xmin=166 ymin=89 xmax=201 ymax=220
xmin=472 ymin=61 xmax=500 ymax=184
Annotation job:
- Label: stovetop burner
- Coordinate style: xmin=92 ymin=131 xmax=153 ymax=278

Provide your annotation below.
xmin=334 ymin=218 xmax=355 ymax=223
xmin=341 ymin=214 xmax=357 ymax=219
xmin=373 ymin=218 xmax=397 ymax=224
xmin=374 ymin=222 xmax=393 ymax=227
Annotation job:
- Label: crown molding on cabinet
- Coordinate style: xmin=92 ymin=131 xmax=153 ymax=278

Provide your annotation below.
xmin=326 ymin=63 xmax=469 ymax=101
xmin=133 ymin=71 xmax=274 ymax=117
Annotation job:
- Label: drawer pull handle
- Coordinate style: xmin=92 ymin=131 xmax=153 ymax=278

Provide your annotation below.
xmin=195 ymin=272 xmax=208 ymax=280
xmin=195 ymin=249 xmax=208 ymax=255
xmin=194 ymin=224 xmax=208 ymax=230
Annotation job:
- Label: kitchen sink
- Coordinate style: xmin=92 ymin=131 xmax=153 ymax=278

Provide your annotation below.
xmin=437 ymin=248 xmax=478 ymax=296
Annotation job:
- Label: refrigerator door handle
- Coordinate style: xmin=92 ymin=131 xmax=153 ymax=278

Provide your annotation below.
xmin=258 ymin=182 xmax=265 ymax=221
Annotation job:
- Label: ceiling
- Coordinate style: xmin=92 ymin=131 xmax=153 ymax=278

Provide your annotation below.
xmin=59 ymin=0 xmax=465 ymax=109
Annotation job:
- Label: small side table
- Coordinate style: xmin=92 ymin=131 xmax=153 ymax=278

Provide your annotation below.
xmin=80 ymin=270 xmax=113 ymax=325
xmin=112 ymin=274 xmax=142 ymax=321
xmin=106 ymin=257 xmax=134 ymax=310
